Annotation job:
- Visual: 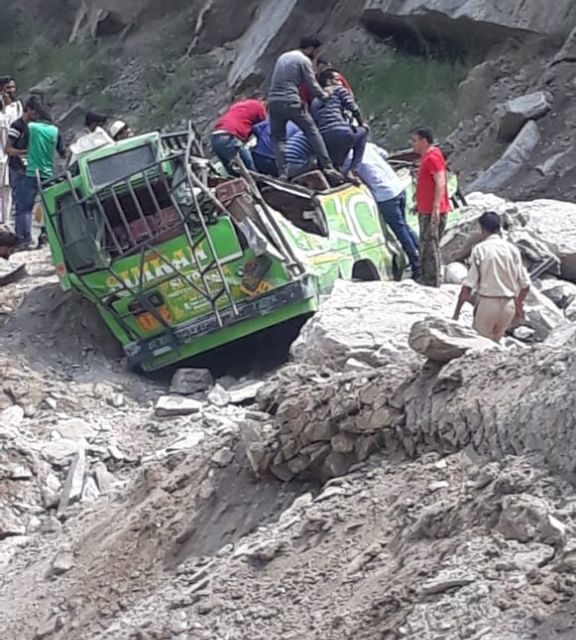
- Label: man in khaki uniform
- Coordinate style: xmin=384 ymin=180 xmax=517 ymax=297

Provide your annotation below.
xmin=453 ymin=211 xmax=530 ymax=342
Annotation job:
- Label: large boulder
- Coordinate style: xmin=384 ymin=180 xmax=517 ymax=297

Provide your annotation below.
xmin=290 ymin=280 xmax=472 ymax=370
xmin=518 ymin=288 xmax=566 ymax=342
xmin=254 ymin=334 xmax=576 ymax=481
xmin=443 ymin=194 xmax=576 ymax=280
xmin=409 ymin=317 xmax=501 ymax=363
xmin=466 ymin=121 xmax=541 ymax=194
xmin=362 ymin=0 xmax=576 ymax=45
xmin=497 ymin=92 xmax=552 ymax=142
xmin=537 ymin=278 xmax=576 ymax=311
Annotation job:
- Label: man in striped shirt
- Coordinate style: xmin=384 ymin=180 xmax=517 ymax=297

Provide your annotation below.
xmin=311 ymin=69 xmax=368 ymax=178
xmin=285 ymin=131 xmax=314 ymax=178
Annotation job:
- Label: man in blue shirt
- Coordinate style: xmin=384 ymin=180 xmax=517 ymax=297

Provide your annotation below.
xmin=251 ymin=119 xmax=300 ymax=176
xmin=347 ymin=142 xmax=420 ymax=280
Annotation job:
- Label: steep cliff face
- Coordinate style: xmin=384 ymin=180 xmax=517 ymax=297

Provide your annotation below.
xmin=5 ymin=0 xmax=576 ymax=200
xmin=364 ymin=0 xmax=576 ymax=39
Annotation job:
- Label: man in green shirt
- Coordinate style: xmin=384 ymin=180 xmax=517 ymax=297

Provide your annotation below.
xmin=10 ymin=108 xmax=65 ymax=249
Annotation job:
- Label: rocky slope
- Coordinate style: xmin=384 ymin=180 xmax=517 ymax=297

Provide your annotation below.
xmin=3 ymin=194 xmax=576 ymax=638
xmin=4 ymin=0 xmax=576 ymax=199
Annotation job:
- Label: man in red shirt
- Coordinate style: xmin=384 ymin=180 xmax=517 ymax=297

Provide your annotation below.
xmin=211 ymin=96 xmax=267 ymax=174
xmin=410 ymin=127 xmax=451 ymax=287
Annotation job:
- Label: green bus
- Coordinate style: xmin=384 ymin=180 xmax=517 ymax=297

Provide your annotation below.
xmin=39 ymin=128 xmax=461 ymax=372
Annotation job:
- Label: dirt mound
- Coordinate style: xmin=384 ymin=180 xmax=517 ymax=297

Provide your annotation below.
xmin=1 ymin=250 xmax=122 ymax=367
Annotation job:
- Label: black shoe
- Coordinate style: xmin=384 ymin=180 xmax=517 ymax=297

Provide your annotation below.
xmin=14 ymin=242 xmax=31 ymax=252
xmin=37 ymin=234 xmax=48 ymax=249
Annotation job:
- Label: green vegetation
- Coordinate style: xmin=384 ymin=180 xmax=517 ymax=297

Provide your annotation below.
xmin=0 ymin=8 xmax=118 ymax=113
xmin=344 ymin=51 xmax=469 ymax=149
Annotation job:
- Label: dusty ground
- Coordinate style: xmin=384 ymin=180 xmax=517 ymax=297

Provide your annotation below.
xmin=2 ymin=249 xmax=576 ymax=640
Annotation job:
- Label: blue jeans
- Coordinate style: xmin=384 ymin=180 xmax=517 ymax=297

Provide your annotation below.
xmin=11 ymin=170 xmax=37 ymax=245
xmin=211 ymin=133 xmax=255 ymax=175
xmin=378 ymin=192 xmax=420 ymax=275
xmin=251 ymin=152 xmax=278 ymax=177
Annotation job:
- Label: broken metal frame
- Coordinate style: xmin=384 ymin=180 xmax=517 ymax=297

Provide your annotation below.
xmin=38 ymin=129 xmax=249 ymax=349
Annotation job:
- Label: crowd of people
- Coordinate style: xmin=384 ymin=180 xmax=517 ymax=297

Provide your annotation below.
xmin=209 ymin=36 xmax=453 ymax=286
xmin=210 ymin=35 xmax=531 ymax=340
xmin=0 ymin=37 xmax=530 ymax=343
xmin=0 ymin=75 xmax=133 ymax=251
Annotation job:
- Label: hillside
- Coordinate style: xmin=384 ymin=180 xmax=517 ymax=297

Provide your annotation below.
xmin=1 ymin=0 xmax=576 ymax=198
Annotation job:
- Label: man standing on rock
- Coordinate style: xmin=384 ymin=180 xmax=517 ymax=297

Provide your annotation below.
xmin=410 ymin=127 xmax=451 ymax=287
xmin=453 ymin=211 xmax=530 ymax=343
xmin=268 ymin=36 xmax=339 ymax=182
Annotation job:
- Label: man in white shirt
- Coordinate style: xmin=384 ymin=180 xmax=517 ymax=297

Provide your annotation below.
xmin=453 ymin=211 xmax=530 ymax=342
xmin=346 ymin=142 xmax=421 ymax=280
xmin=0 ymin=76 xmax=23 ymax=224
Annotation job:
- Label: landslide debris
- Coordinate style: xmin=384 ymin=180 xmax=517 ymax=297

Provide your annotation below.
xmin=4 ymin=192 xmax=576 ymax=639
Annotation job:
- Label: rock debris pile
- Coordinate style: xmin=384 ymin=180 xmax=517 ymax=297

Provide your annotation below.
xmin=4 ymin=194 xmax=576 ymax=638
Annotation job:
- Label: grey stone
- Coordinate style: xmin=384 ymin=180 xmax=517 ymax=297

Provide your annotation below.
xmin=170 ymin=368 xmax=214 ymax=395
xmin=421 ymin=572 xmax=476 ymax=595
xmin=537 ymin=279 xmax=576 ymax=310
xmin=57 ymin=447 xmax=86 ymax=518
xmin=498 ymin=494 xmax=567 ymax=546
xmin=42 ymin=473 xmax=62 ymax=509
xmin=216 ymin=375 xmax=237 ymax=390
xmin=291 ymin=280 xmax=473 ymax=369
xmin=7 ymin=464 xmax=33 ymax=480
xmin=156 ymin=395 xmax=204 ymax=417
xmin=566 ymin=298 xmax=576 ymax=322
xmin=207 ymin=384 xmax=231 ymax=408
xmin=323 ymin=452 xmax=356 ymax=478
xmin=467 ymin=121 xmax=541 ymax=193
xmin=43 ymin=438 xmax=88 ymax=466
xmin=34 ymin=616 xmax=65 ymax=639
xmin=0 ymin=507 xmax=26 ymax=539
xmin=362 ymin=0 xmax=576 ymax=39
xmin=107 ymin=392 xmax=125 ymax=408
xmin=498 ymin=92 xmax=552 ymax=141
xmin=93 ymin=462 xmax=114 ymax=494
xmin=303 ymin=420 xmax=334 ymax=443
xmin=331 ymin=432 xmax=356 ymax=454
xmin=50 ymin=551 xmax=75 ymax=576
xmin=409 ymin=316 xmax=500 ymax=363
xmin=518 ymin=287 xmax=566 ymax=341
xmin=444 ymin=262 xmax=468 ymax=285
xmin=513 ymin=326 xmax=536 ymax=342
xmin=0 ymin=405 xmax=24 ymax=437
xmin=81 ymin=476 xmax=100 ymax=503
xmin=53 ymin=418 xmax=95 ymax=442
xmin=211 ymin=448 xmax=235 ymax=467
xmin=512 ymin=543 xmax=555 ymax=571
xmin=107 ymin=444 xmax=126 ymax=461
xmin=228 ymin=381 xmax=265 ymax=405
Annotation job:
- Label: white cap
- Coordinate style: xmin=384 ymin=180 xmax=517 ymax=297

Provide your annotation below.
xmin=109 ymin=120 xmax=128 ymax=140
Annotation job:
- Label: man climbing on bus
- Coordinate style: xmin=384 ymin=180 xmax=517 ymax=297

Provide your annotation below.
xmin=251 ymin=118 xmax=300 ymax=176
xmin=268 ymin=36 xmax=340 ymax=182
xmin=211 ymin=95 xmax=267 ymax=174
xmin=312 ymin=69 xmax=368 ymax=179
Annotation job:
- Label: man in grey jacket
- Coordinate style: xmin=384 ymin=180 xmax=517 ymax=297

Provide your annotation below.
xmin=268 ymin=36 xmax=337 ymax=181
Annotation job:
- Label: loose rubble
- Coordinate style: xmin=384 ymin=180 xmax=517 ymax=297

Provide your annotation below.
xmin=4 ymin=197 xmax=576 ymax=639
